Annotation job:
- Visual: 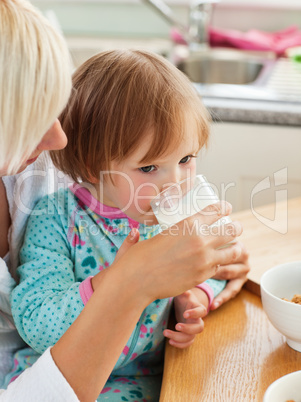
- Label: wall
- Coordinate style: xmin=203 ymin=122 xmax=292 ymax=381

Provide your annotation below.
xmin=32 ymin=1 xmax=301 ymax=38
xmin=196 ymin=122 xmax=301 ymax=212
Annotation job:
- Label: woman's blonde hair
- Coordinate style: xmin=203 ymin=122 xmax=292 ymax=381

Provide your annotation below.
xmin=0 ymin=0 xmax=72 ymax=174
xmin=51 ymin=49 xmax=210 ymax=183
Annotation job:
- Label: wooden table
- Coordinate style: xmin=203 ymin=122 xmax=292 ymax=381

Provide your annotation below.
xmin=237 ymin=197 xmax=301 ymax=296
xmin=160 ymin=197 xmax=301 ymax=402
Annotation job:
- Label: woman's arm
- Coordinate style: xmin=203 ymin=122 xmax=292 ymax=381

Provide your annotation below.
xmin=0 ymin=231 xmax=142 ymax=402
xmin=51 ymin=258 xmax=148 ymax=402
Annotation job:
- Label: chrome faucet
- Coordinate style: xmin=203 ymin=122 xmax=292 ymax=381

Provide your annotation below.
xmin=142 ymin=0 xmax=218 ymax=51
xmin=189 ymin=1 xmax=217 ymax=51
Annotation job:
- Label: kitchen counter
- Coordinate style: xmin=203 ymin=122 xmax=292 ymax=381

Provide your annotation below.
xmin=194 ymin=55 xmax=301 ymax=127
xmin=203 ymin=96 xmax=301 ymax=126
xmin=66 ymin=37 xmax=301 ymax=126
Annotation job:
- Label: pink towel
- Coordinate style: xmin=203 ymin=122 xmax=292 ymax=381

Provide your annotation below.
xmin=209 ymin=25 xmax=301 ymax=56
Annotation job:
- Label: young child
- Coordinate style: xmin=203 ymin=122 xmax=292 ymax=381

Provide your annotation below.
xmin=10 ymin=49 xmax=226 ymax=400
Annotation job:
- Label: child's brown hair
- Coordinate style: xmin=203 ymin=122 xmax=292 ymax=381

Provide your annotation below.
xmin=51 ymin=49 xmax=210 ymax=183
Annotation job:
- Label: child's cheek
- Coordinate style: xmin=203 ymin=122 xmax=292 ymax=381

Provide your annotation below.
xmin=134 ymin=185 xmax=157 ymax=214
xmin=188 ymin=162 xmax=196 ymax=177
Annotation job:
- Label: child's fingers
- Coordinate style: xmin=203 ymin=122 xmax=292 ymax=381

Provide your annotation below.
xmin=164 ymin=320 xmax=204 ymax=340
xmin=164 ymin=329 xmax=194 ymax=344
xmin=169 ymin=338 xmax=195 ymax=349
xmin=175 ymin=321 xmax=204 ymax=335
xmin=183 ymin=305 xmax=207 ymax=320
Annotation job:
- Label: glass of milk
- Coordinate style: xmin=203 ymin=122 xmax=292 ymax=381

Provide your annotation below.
xmin=150 ymin=174 xmax=232 ymax=230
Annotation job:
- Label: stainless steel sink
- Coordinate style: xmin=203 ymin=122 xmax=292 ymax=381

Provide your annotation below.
xmin=176 ymin=50 xmax=266 ymax=85
xmin=172 ymin=48 xmax=301 ymax=103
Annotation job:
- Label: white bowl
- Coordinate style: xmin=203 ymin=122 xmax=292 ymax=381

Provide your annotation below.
xmin=263 ymin=370 xmax=301 ymax=402
xmin=260 ymin=261 xmax=301 ymax=352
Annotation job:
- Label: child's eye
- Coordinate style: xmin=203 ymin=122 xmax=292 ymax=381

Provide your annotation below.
xmin=139 ymin=165 xmax=156 ymax=173
xmin=180 ymin=155 xmax=195 ymax=164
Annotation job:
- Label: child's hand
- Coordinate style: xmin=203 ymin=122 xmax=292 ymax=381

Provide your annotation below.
xmin=210 ymin=241 xmax=250 ymax=310
xmin=163 ymin=289 xmax=208 ymax=349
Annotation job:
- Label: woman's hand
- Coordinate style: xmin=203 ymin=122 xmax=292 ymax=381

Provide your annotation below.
xmin=210 ymin=241 xmax=250 ymax=310
xmin=105 ymin=201 xmax=244 ymax=306
xmin=164 ymin=289 xmax=208 ymax=349
xmin=145 ymin=202 xmax=244 ymax=301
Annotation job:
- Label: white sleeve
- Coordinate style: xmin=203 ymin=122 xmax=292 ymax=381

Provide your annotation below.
xmin=0 ymin=257 xmax=16 ymax=317
xmin=0 ymin=348 xmax=81 ymax=402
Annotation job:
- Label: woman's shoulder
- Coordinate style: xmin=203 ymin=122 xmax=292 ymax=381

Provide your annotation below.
xmin=2 ymin=152 xmax=73 ymax=216
xmin=2 ymin=152 xmax=54 ymax=212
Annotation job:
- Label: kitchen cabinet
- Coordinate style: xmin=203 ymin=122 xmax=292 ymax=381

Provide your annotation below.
xmin=196 ymin=122 xmax=301 ymax=212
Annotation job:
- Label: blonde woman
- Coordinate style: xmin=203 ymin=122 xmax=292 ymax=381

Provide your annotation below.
xmin=0 ymin=1 xmax=249 ymax=401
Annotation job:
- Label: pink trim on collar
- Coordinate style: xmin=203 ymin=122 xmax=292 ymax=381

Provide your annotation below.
xmin=70 ymin=183 xmax=140 ymax=229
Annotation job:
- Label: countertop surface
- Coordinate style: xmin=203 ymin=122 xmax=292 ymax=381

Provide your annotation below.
xmin=203 ymin=96 xmax=301 ymax=126
xmin=160 ymin=288 xmax=301 ymax=401
xmin=235 ymin=197 xmax=301 ymax=295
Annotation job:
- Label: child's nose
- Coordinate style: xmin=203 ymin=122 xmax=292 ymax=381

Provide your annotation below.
xmin=161 ymin=170 xmax=182 ymax=191
xmin=38 ymin=119 xmax=67 ymax=152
